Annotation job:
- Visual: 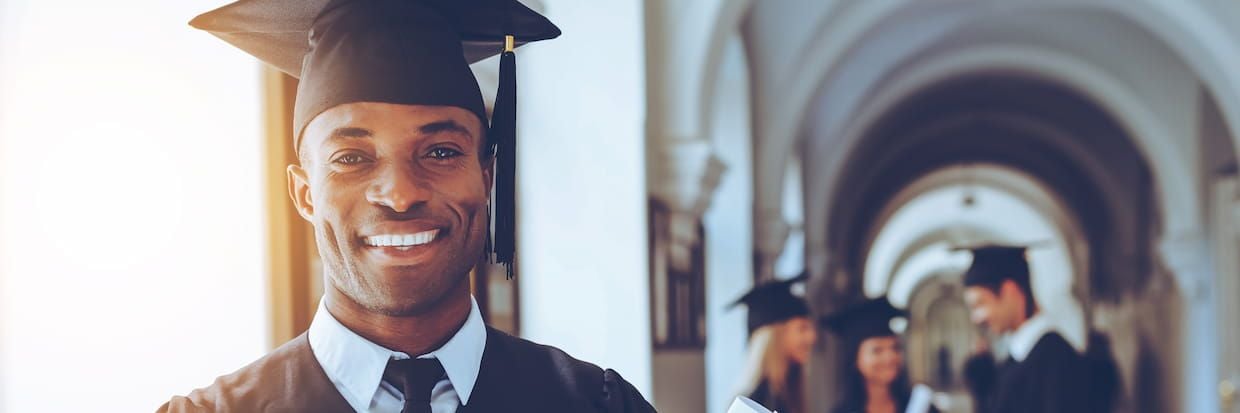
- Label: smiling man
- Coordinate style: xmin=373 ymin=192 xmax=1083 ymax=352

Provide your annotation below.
xmin=160 ymin=0 xmax=655 ymax=412
xmin=959 ymin=245 xmax=1089 ymax=413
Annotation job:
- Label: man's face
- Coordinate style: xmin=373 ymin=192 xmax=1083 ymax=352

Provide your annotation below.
xmin=289 ymin=102 xmax=491 ymax=316
xmin=963 ymin=281 xmax=1022 ymax=335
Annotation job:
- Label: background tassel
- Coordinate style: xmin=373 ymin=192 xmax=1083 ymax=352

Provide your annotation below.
xmin=491 ymin=48 xmax=517 ymax=279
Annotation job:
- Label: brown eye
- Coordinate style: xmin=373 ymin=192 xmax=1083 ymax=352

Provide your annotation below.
xmin=426 ymin=147 xmax=463 ymax=160
xmin=332 ymin=153 xmax=371 ymax=165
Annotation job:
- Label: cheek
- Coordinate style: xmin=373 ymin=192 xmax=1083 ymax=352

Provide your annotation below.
xmin=857 ymin=352 xmax=876 ymax=374
xmin=971 ymin=306 xmax=990 ymax=323
xmin=886 ymin=350 xmax=903 ymax=369
xmin=317 ymin=172 xmax=368 ymax=207
xmin=311 ymin=182 xmax=347 ymax=226
xmin=782 ymin=334 xmax=799 ymax=354
xmin=435 ymin=170 xmax=490 ymax=209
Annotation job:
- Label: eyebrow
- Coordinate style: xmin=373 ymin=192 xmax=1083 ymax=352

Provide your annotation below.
xmin=418 ymin=120 xmax=474 ymax=137
xmin=324 ymin=120 xmax=472 ymax=143
xmin=328 ymin=127 xmax=373 ymax=140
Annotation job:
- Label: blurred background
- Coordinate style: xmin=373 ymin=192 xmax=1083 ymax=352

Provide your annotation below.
xmin=1 ymin=0 xmax=1238 ymax=412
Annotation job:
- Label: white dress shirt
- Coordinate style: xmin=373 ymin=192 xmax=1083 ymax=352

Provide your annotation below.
xmin=308 ymin=297 xmax=488 ymax=413
xmin=1006 ymin=311 xmax=1091 ymax=363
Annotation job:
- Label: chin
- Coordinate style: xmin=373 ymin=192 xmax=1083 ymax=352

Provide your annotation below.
xmin=358 ymin=288 xmax=451 ymax=316
xmin=870 ymin=372 xmax=898 ymax=385
xmin=792 ymin=354 xmax=811 ymax=365
xmin=344 ymin=268 xmax=466 ymax=315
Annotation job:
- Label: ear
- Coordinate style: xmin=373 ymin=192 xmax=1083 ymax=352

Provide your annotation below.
xmin=287 ymin=164 xmax=314 ymax=221
xmin=1000 ymin=280 xmax=1025 ymax=304
xmin=482 ymin=153 xmax=495 ymax=199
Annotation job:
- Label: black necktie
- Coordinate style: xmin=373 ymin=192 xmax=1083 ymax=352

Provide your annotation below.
xmin=384 ymin=358 xmax=445 ymax=413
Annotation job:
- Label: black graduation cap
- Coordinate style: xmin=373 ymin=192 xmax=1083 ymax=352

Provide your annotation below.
xmin=956 ymin=244 xmax=1030 ymax=287
xmin=730 ymin=273 xmax=811 ymax=334
xmin=820 ymin=297 xmax=905 ymax=344
xmin=190 ymin=0 xmax=561 ymax=277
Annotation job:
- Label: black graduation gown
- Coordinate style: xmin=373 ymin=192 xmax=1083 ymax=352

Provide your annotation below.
xmin=1084 ymin=331 xmax=1121 ymax=412
xmin=747 ymin=379 xmax=794 ymax=413
xmin=964 ymin=332 xmax=1090 ymax=413
xmin=828 ymin=392 xmax=941 ymax=413
xmin=158 ymin=327 xmax=656 ymax=412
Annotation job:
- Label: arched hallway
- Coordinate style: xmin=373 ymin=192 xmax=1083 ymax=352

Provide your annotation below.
xmin=646 ymin=1 xmax=1240 ymax=412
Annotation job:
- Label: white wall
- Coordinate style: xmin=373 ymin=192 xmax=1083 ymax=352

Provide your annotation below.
xmin=0 ymin=1 xmax=267 ymax=411
xmin=704 ymin=34 xmax=754 ymax=413
xmin=516 ymin=0 xmax=653 ymax=398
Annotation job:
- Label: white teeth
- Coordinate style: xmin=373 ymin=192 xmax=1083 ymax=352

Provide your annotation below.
xmin=364 ymin=230 xmax=438 ymax=247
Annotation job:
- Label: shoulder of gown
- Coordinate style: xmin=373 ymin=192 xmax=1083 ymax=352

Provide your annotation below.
xmin=963 ymin=352 xmax=999 ymax=397
xmin=156 ymin=333 xmax=351 ymax=413
xmin=829 ymin=400 xmax=864 ymax=413
xmin=1027 ymin=331 xmax=1078 ymax=359
xmin=1009 ymin=332 xmax=1093 ymax=413
xmin=601 ymin=368 xmax=657 ymax=413
xmin=483 ymin=327 xmax=657 ymax=413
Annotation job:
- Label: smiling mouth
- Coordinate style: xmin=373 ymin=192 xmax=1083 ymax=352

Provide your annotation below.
xmin=362 ymin=229 xmax=440 ymax=250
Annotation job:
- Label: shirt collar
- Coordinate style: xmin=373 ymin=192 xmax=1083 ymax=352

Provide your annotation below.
xmin=429 ymin=297 xmax=486 ymax=405
xmin=308 ymin=296 xmax=488 ymax=409
xmin=1006 ymin=312 xmax=1054 ymax=362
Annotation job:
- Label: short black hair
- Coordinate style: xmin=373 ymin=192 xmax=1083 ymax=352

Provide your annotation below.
xmin=967 ymin=271 xmax=1036 ymax=318
xmin=962 ymin=245 xmax=1037 ymax=317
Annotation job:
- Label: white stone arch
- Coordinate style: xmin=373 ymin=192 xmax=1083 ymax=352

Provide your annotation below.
xmin=1117 ymin=1 xmax=1240 ymax=160
xmin=818 ymin=45 xmax=1198 ymax=243
xmin=785 ymin=1 xmax=1240 ymax=182
xmin=751 ymin=0 xmax=915 ymax=278
xmin=646 ymin=0 xmax=754 ymax=140
xmin=766 ymin=1 xmax=1240 ymax=284
xmin=696 ymin=0 xmax=754 ymax=140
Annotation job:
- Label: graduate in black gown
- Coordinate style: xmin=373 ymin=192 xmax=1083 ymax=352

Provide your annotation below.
xmin=731 ymin=275 xmax=818 ymax=413
xmin=822 ymin=298 xmax=937 ymax=413
xmin=161 ymin=1 xmax=655 ymax=412
xmin=1084 ymin=330 xmax=1122 ymax=412
xmin=959 ymin=245 xmax=1091 ymax=413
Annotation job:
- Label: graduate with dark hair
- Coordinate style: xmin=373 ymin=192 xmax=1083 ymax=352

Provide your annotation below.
xmin=822 ymin=298 xmax=937 ymax=413
xmin=160 ymin=1 xmax=655 ymax=412
xmin=960 ymin=245 xmax=1090 ymax=413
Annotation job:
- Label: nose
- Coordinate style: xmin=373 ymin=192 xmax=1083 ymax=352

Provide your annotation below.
xmin=365 ymin=161 xmax=431 ymax=213
xmin=970 ymin=308 xmax=987 ymax=325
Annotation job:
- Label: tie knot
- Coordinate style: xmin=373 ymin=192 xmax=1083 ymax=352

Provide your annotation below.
xmin=384 ymin=358 xmax=445 ymax=404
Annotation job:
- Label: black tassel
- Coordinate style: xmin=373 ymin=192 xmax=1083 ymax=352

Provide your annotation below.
xmin=491 ymin=48 xmax=517 ymax=279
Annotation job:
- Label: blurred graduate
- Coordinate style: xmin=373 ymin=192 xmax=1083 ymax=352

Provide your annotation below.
xmin=821 ymin=298 xmax=938 ymax=413
xmin=731 ymin=275 xmax=818 ymax=413
xmin=959 ymin=245 xmax=1091 ymax=413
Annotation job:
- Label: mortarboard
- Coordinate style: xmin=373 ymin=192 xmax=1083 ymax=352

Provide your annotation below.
xmin=730 ymin=273 xmax=811 ymax=334
xmin=190 ymin=0 xmax=561 ymax=276
xmin=819 ymin=297 xmax=905 ymax=344
xmin=956 ymin=244 xmax=1030 ymax=288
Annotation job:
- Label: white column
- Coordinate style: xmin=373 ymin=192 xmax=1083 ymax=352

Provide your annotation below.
xmin=1159 ymin=231 xmax=1220 ymax=413
xmin=1212 ymin=178 xmax=1240 ymax=413
xmin=516 ymin=0 xmax=653 ymax=396
xmin=703 ymin=34 xmax=756 ymax=413
xmin=753 ymin=211 xmax=791 ymax=282
xmin=648 ymin=139 xmax=727 ymax=273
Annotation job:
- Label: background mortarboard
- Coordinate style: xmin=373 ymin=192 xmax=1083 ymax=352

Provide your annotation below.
xmin=955 ymin=244 xmax=1031 ymax=287
xmin=191 ymin=0 xmax=561 ymax=276
xmin=819 ymin=297 xmax=906 ymax=344
xmin=730 ymin=273 xmax=811 ymax=334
